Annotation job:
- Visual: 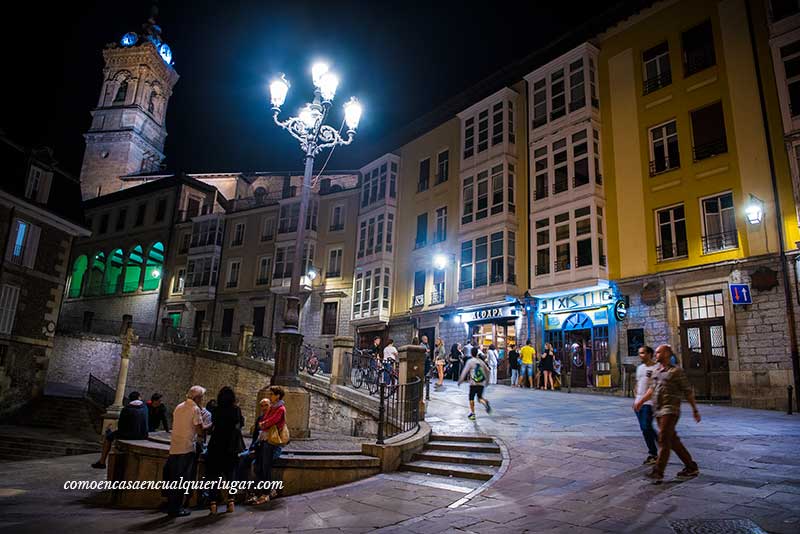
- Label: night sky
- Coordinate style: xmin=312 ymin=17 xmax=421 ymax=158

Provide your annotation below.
xmin=5 ymin=0 xmax=618 ymax=177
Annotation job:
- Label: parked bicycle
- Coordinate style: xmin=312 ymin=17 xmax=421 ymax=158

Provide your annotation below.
xmin=349 ymin=348 xmax=379 ymax=395
xmin=299 ymin=343 xmax=321 ymax=375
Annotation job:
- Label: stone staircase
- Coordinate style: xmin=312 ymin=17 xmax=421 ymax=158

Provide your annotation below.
xmin=390 ymin=434 xmax=502 ymax=494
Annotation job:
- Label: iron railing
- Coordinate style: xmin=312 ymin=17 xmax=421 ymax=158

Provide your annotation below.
xmin=87 ymin=374 xmax=115 ymax=408
xmin=248 ymin=336 xmax=273 ymax=361
xmin=649 ymin=154 xmax=680 ymax=176
xmin=701 ymin=231 xmax=738 ymax=254
xmin=209 ymin=331 xmax=239 ymax=353
xmin=535 ymin=264 xmax=550 ymax=276
xmin=643 ymin=71 xmax=672 ymax=95
xmin=684 ymin=47 xmax=715 ymax=76
xmin=656 ymin=242 xmax=688 ymax=262
xmin=164 ymin=326 xmax=197 ymax=347
xmin=412 ymin=294 xmax=424 ymax=307
xmin=429 ymin=290 xmax=445 ymax=305
xmin=555 ymin=259 xmax=571 ymax=272
xmin=459 ymin=280 xmax=473 ymax=291
xmin=347 ymin=350 xmax=382 ymax=395
xmin=329 ymin=223 xmax=345 ymax=232
xmin=376 ymin=376 xmax=423 ymax=444
xmin=575 ymin=254 xmax=593 ymax=268
xmin=534 ymin=183 xmax=548 ymax=200
xmin=692 ymin=137 xmax=727 ymax=161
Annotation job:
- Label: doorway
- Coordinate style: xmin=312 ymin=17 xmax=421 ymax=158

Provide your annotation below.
xmin=468 ymin=321 xmax=516 ymax=379
xmin=678 ymin=292 xmax=730 ymax=400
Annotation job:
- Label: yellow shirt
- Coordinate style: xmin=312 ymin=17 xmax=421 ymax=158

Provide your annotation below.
xmin=520 ymin=345 xmax=536 ymax=365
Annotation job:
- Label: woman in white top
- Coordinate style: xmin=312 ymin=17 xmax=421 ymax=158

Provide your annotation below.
xmin=486 ymin=344 xmax=499 ymax=385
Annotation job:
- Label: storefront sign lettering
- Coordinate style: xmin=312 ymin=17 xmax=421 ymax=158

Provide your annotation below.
xmin=459 ymin=306 xmax=518 ymax=323
xmin=537 ymin=289 xmax=615 ymax=313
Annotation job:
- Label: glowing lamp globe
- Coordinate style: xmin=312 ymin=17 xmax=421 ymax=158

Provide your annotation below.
xmin=319 ymin=72 xmax=339 ymax=102
xmin=269 ymin=75 xmax=290 ymax=108
xmin=151 ymin=268 xmax=161 ymax=278
xmin=343 ymin=97 xmax=362 ymax=130
xmin=745 ymin=202 xmax=763 ymax=224
xmin=311 ymin=62 xmax=330 ymax=87
xmin=158 ymin=43 xmax=173 ymax=64
xmin=433 ymin=254 xmax=448 ymax=270
xmin=307 ymin=268 xmax=319 ymax=281
xmin=299 ymin=106 xmax=318 ymax=130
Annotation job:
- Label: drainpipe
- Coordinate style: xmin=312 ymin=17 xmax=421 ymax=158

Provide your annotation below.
xmin=524 ymin=79 xmax=533 ymax=343
xmin=745 ymin=0 xmax=800 ymax=410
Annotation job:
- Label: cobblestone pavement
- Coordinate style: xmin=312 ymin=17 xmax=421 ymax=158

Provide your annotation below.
xmin=0 ymin=383 xmax=799 ymax=533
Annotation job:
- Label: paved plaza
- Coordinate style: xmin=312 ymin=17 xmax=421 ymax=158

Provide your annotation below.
xmin=0 ymin=384 xmax=799 ymax=533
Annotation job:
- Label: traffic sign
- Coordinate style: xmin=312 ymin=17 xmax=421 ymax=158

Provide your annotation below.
xmin=729 ymin=283 xmax=752 ymax=305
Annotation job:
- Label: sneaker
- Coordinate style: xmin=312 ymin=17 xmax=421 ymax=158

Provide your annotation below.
xmin=676 ymin=467 xmax=699 ymax=479
xmin=643 ymin=455 xmax=657 ymax=465
xmin=644 ymin=470 xmax=663 ymax=484
xmin=484 ymin=400 xmax=492 ymax=414
xmin=91 ymin=462 xmax=106 ymax=469
xmin=168 ymin=509 xmax=191 ymax=517
xmin=467 ymin=413 xmax=476 ymax=421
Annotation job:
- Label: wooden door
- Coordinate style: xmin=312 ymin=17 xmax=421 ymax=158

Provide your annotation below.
xmin=681 ymin=320 xmax=730 ymax=399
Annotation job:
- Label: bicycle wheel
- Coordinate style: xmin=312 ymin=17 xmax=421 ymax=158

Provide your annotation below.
xmin=308 ymin=358 xmax=319 ymax=376
xmin=366 ymin=369 xmax=378 ymax=395
xmin=351 ymin=366 xmax=364 ymax=389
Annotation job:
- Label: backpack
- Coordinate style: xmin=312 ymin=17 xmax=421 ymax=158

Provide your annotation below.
xmin=471 ymin=363 xmax=486 ymax=383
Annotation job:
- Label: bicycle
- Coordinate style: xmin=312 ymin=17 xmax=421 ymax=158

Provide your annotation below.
xmin=350 ymin=348 xmax=379 ymax=395
xmin=300 ymin=344 xmax=321 ymax=375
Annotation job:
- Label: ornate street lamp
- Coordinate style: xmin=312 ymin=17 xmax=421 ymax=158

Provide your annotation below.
xmin=269 ymin=62 xmax=362 ymax=387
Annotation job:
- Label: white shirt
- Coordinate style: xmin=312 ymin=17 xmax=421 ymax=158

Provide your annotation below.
xmin=635 ymin=363 xmax=658 ymax=406
xmin=170 ymin=399 xmax=202 ymax=455
xmin=383 ymin=345 xmax=398 ymax=361
xmin=487 ymin=350 xmax=498 ymax=368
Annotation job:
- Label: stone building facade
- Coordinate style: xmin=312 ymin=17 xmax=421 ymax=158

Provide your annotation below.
xmin=0 ymin=133 xmax=89 ymax=415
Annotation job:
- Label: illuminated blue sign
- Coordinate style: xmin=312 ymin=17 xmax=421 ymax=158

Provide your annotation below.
xmin=730 ymin=284 xmax=752 ymax=305
xmin=120 ymin=32 xmax=137 ymax=47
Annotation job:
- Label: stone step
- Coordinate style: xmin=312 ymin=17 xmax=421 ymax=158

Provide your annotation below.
xmin=430 ymin=434 xmax=494 ymax=443
xmin=426 ymin=440 xmax=501 ymax=454
xmin=400 ymin=459 xmax=496 ymax=481
xmin=414 ymin=450 xmax=502 ymax=467
xmin=379 ymin=471 xmax=484 ymax=494
xmin=276 ymin=454 xmax=381 ymax=469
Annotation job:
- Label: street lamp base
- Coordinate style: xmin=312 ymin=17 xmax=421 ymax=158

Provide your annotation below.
xmin=272 ymin=330 xmax=304 ymax=388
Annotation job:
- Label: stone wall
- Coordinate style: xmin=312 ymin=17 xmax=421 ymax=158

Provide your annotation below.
xmin=617 ymin=254 xmax=798 ymax=410
xmin=47 ymin=333 xmax=379 ymax=435
xmin=60 ymin=292 xmax=160 ymax=339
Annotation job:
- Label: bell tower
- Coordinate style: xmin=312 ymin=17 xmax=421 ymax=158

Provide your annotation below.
xmin=80 ymin=9 xmax=179 ymax=200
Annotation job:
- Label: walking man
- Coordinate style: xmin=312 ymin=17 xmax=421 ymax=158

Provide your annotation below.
xmin=519 ymin=339 xmax=536 ymax=388
xmin=458 ymin=350 xmax=492 ymax=421
xmin=635 ymin=344 xmax=701 ymax=484
xmin=633 ymin=346 xmax=658 ymax=465
xmin=164 ymin=385 xmax=205 ymax=517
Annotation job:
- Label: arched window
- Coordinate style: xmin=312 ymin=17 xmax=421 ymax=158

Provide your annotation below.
xmin=142 ymin=242 xmax=164 ymax=291
xmin=114 ymin=80 xmax=128 ymax=104
xmin=123 ymin=245 xmax=144 ymax=293
xmin=147 ymin=90 xmax=156 ymax=113
xmin=86 ymin=252 xmax=106 ymax=296
xmin=68 ymin=255 xmax=88 ymax=298
xmin=104 ymin=249 xmax=124 ymax=295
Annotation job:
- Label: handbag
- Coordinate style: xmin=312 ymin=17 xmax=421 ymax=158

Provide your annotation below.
xmin=267 ymin=423 xmax=290 ymax=446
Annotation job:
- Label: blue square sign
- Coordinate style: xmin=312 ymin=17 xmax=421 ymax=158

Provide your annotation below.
xmin=729 ymin=284 xmax=752 ymax=305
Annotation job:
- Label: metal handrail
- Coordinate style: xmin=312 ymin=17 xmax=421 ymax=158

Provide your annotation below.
xmin=376 ymin=376 xmax=422 ymax=444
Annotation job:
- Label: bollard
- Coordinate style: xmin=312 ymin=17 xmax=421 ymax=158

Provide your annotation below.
xmin=789 ymin=385 xmax=794 ymax=415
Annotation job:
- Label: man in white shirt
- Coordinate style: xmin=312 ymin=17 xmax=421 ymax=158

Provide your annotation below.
xmin=382 ymin=339 xmax=398 ymax=384
xmin=164 ymin=385 xmax=205 ymax=517
xmin=633 ymin=346 xmax=659 ymax=465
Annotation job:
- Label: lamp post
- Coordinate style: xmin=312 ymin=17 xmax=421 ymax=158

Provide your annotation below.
xmin=523 ymin=290 xmax=533 ymax=344
xmin=269 ymin=63 xmax=362 ymax=389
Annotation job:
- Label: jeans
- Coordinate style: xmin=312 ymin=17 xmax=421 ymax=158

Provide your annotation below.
xmin=510 ymin=368 xmax=519 ymax=385
xmin=635 ymin=404 xmax=658 ymax=457
xmin=164 ymin=452 xmax=196 ymax=514
xmin=521 ymin=364 xmax=533 ymax=377
xmin=654 ymin=414 xmax=698 ymax=476
xmin=254 ymin=443 xmax=282 ymax=491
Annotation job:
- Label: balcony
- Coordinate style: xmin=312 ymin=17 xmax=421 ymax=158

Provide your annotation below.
xmin=255 ymin=277 xmax=270 ymax=285
xmin=326 ymin=270 xmax=341 ymax=278
xmin=555 ymin=259 xmax=571 ymax=272
xmin=643 ymin=71 xmax=672 ymax=95
xmin=534 ymin=184 xmax=548 ymax=200
xmin=684 ymin=47 xmax=715 ymax=77
xmin=414 ymin=239 xmax=427 ymax=250
xmin=554 ymin=177 xmax=568 ymax=195
xmin=656 ymin=242 xmax=688 ymax=262
xmin=329 ymin=223 xmax=344 ymax=232
xmin=535 ymin=264 xmax=549 ymax=276
xmin=649 ymin=155 xmax=680 ymax=177
xmin=490 ymin=273 xmax=505 ymax=285
xmin=575 ymin=255 xmax=593 ymax=269
xmin=550 ymin=107 xmax=566 ymax=121
xmin=692 ymin=137 xmax=727 ymax=161
xmin=701 ymin=231 xmax=738 ymax=254
xmin=411 ymin=294 xmax=424 ymax=308
xmin=430 ymin=290 xmax=444 ymax=305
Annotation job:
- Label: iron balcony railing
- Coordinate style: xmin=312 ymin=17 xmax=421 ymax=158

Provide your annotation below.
xmin=701 ymin=231 xmax=738 ymax=254
xmin=248 ymin=336 xmax=273 ymax=362
xmin=256 ymin=277 xmax=270 ymax=285
xmin=329 ymin=223 xmax=344 ymax=232
xmin=554 ymin=177 xmax=568 ymax=194
xmin=550 ymin=107 xmax=566 ymax=121
xmin=459 ymin=280 xmax=473 ymax=291
xmin=429 ymin=290 xmax=444 ymax=305
xmin=535 ymin=264 xmax=550 ymax=276
xmin=692 ymin=137 xmax=727 ymax=161
xmin=534 ymin=183 xmax=548 ymax=200
xmin=649 ymin=154 xmax=680 ymax=176
xmin=643 ymin=71 xmax=672 ymax=95
xmin=684 ymin=47 xmax=715 ymax=77
xmin=656 ymin=241 xmax=689 ymax=262
xmin=412 ymin=294 xmax=424 ymax=307
xmin=575 ymin=255 xmax=593 ymax=268
xmin=555 ymin=259 xmax=571 ymax=272
xmin=490 ymin=273 xmax=504 ymax=285
xmin=325 ymin=270 xmax=340 ymax=278
xmin=599 ymin=255 xmax=607 ymax=267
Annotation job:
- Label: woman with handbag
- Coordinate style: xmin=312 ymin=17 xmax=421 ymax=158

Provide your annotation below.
xmin=253 ymin=386 xmax=288 ymax=505
xmin=205 ymin=386 xmax=245 ymax=514
xmin=434 ymin=338 xmax=447 ymax=388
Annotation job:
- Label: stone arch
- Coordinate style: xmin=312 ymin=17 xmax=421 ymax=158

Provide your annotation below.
xmin=142 ymin=241 xmax=165 ymax=291
xmin=109 ymin=70 xmax=134 ymax=105
xmin=86 ymin=252 xmax=106 ymax=296
xmin=123 ymin=245 xmax=144 ymax=293
xmin=68 ymin=255 xmax=88 ymax=298
xmin=104 ymin=248 xmax=125 ymax=295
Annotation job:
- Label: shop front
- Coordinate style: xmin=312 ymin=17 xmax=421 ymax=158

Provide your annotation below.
xmin=537 ymin=288 xmax=621 ymax=388
xmin=455 ymin=303 xmax=521 ymax=380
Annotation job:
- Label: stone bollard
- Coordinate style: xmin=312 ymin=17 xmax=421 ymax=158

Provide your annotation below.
xmin=330 ymin=336 xmax=354 ymax=386
xmin=238 ymin=324 xmax=254 ymax=358
xmin=398 ymin=344 xmax=427 ymax=419
xmin=101 ymin=326 xmax=137 ymax=439
xmin=200 ymin=320 xmax=211 ymax=350
xmin=160 ymin=318 xmax=171 ymax=343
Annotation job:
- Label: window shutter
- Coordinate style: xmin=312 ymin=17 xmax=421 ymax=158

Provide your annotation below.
xmin=38 ymin=172 xmax=53 ymax=204
xmin=23 ymin=224 xmax=40 ymax=269
xmin=0 ymin=285 xmax=20 ymax=334
xmin=4 ymin=220 xmax=21 ymax=262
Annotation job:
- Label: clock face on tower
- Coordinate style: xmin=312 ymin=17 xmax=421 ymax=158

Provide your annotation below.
xmin=158 ymin=43 xmax=173 ymax=65
xmin=120 ymin=32 xmax=137 ymax=47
